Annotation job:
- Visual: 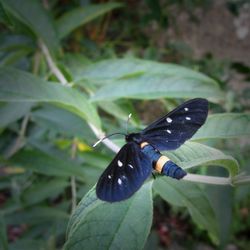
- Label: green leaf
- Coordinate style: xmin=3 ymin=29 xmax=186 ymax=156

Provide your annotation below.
xmin=5 ymin=206 xmax=69 ymax=225
xmin=1 ymin=0 xmax=58 ymax=52
xmin=65 ymin=181 xmax=153 ymax=250
xmin=164 ymin=142 xmax=239 ymax=177
xmin=32 ymin=105 xmax=95 ymax=140
xmin=91 ymin=74 xmax=223 ymax=102
xmin=0 ymin=102 xmax=32 ymax=128
xmin=11 ymin=149 xmax=86 ymax=180
xmin=78 ymin=58 xmax=215 ymax=83
xmin=153 ymin=178 xmax=220 ymax=244
xmin=56 ymin=3 xmax=123 ymax=39
xmin=193 ymin=113 xmax=250 ymax=139
xmin=0 ymin=67 xmax=101 ymax=129
xmin=84 ymin=59 xmax=223 ymax=102
xmin=98 ymin=100 xmax=140 ymax=126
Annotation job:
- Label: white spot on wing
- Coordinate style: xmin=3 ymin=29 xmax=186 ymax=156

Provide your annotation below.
xmin=166 ymin=117 xmax=172 ymax=123
xmin=186 ymin=117 xmax=191 ymax=120
xmin=108 ymin=175 xmax=112 ymax=179
xmin=118 ymin=160 xmax=123 ymax=167
xmin=118 ymin=178 xmax=122 ymax=185
xmin=166 ymin=129 xmax=171 ymax=134
xmin=128 ymin=164 xmax=134 ymax=169
xmin=184 ymin=107 xmax=189 ymax=111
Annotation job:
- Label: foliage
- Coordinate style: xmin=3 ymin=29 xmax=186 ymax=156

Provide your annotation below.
xmin=0 ymin=0 xmax=249 ymax=250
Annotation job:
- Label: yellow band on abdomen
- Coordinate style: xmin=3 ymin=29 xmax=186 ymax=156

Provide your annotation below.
xmin=140 ymin=142 xmax=149 ymax=148
xmin=155 ymin=155 xmax=170 ymax=173
xmin=140 ymin=142 xmax=170 ymax=173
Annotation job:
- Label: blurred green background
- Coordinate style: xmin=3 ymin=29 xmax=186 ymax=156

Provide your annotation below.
xmin=0 ymin=0 xmax=249 ymax=249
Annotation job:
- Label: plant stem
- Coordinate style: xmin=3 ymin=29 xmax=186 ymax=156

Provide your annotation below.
xmin=183 ymin=173 xmax=232 ymax=185
xmin=71 ymin=176 xmax=77 ymax=212
xmin=5 ymin=114 xmax=29 ymax=158
xmin=39 ymin=40 xmax=68 ymax=86
xmin=70 ymin=139 xmax=78 ymax=213
xmin=232 ymin=174 xmax=250 ymax=185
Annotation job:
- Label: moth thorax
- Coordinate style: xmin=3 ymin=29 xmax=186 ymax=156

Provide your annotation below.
xmin=125 ymin=133 xmax=143 ymax=144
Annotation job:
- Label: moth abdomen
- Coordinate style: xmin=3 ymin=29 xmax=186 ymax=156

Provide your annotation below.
xmin=161 ymin=161 xmax=187 ymax=180
xmin=141 ymin=143 xmax=187 ymax=180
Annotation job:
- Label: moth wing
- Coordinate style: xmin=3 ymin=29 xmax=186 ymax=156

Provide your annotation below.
xmin=96 ymin=142 xmax=152 ymax=202
xmin=141 ymin=98 xmax=208 ymax=150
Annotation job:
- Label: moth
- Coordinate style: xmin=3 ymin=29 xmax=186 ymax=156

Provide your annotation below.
xmin=95 ymin=98 xmax=208 ymax=202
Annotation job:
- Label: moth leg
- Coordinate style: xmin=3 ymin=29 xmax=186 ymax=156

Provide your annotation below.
xmin=151 ymin=172 xmax=156 ymax=179
xmin=150 ymin=144 xmax=160 ymax=153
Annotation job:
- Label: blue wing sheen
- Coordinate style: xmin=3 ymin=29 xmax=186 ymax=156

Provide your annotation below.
xmin=96 ymin=142 xmax=152 ymax=202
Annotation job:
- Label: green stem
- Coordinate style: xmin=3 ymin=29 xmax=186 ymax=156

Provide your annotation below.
xmin=183 ymin=173 xmax=232 ymax=185
xmin=70 ymin=139 xmax=78 ymax=213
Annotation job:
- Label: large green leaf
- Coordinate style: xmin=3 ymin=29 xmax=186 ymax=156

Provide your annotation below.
xmin=91 ymin=74 xmax=223 ymax=101
xmin=1 ymin=0 xmax=59 ymax=52
xmin=32 ymin=105 xmax=95 ymax=140
xmin=164 ymin=142 xmax=239 ymax=177
xmin=65 ymin=182 xmax=153 ymax=250
xmin=56 ymin=3 xmax=122 ymax=39
xmin=153 ymin=178 xmax=220 ymax=244
xmin=77 ymin=58 xmax=223 ymax=102
xmin=0 ymin=67 xmax=101 ymax=129
xmin=193 ymin=113 xmax=250 ymax=139
xmin=78 ymin=58 xmax=217 ymax=83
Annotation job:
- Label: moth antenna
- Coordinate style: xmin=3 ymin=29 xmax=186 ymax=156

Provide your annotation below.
xmin=92 ymin=132 xmax=126 ymax=148
xmin=93 ymin=138 xmax=103 ymax=148
xmin=126 ymin=113 xmax=132 ymax=134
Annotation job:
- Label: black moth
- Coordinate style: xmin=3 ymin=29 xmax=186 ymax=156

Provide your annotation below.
xmin=96 ymin=98 xmax=208 ymax=202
